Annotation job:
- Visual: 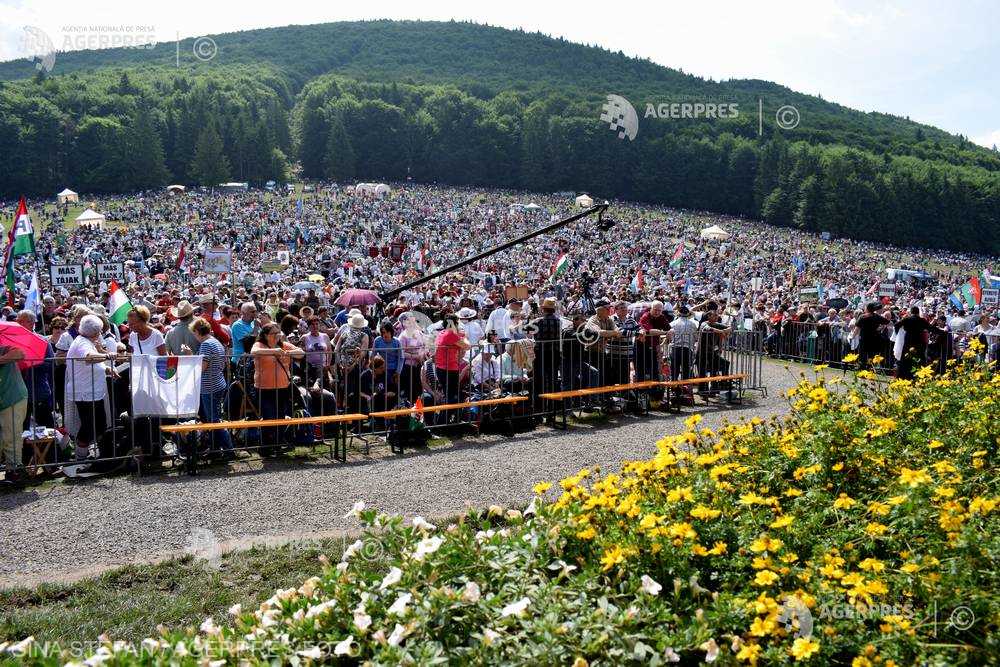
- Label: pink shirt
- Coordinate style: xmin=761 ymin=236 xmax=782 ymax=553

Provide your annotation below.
xmin=434 ymin=329 xmax=462 ymax=371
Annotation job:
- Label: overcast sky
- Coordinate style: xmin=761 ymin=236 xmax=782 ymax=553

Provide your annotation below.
xmin=2 ymin=0 xmax=998 ymax=147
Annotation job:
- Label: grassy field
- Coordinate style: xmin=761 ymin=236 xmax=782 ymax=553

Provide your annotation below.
xmin=0 ymin=537 xmax=348 ymax=647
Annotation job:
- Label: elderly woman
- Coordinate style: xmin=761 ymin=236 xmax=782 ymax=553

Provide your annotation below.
xmin=66 ymin=315 xmax=115 ymax=461
xmin=190 ymin=317 xmax=233 ymax=459
xmin=0 ymin=342 xmax=27 ymax=482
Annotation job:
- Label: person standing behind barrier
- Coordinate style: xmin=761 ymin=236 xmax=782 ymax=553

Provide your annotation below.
xmin=434 ymin=314 xmax=470 ymax=409
xmin=529 ymin=298 xmax=562 ymax=421
xmin=190 ymin=317 xmax=233 ymax=460
xmin=49 ymin=316 xmax=69 ymax=417
xmin=164 ymin=301 xmax=199 ymax=356
xmin=252 ymin=323 xmax=304 ymax=456
xmin=0 ymin=342 xmax=28 ymax=482
xmin=127 ymin=306 xmax=168 ymax=356
xmin=668 ymin=305 xmax=698 ymax=381
xmin=894 ymin=306 xmax=945 ymax=380
xmin=855 ymin=302 xmax=890 ymax=367
xmin=584 ymin=298 xmax=621 ymax=389
xmin=16 ymin=310 xmax=54 ymax=429
xmin=397 ymin=313 xmax=426 ymax=401
xmin=66 ymin=315 xmax=114 ymax=462
xmin=372 ymin=322 xmax=402 ymax=398
xmin=636 ymin=301 xmax=670 ymax=390
xmin=697 ymin=310 xmax=732 ymax=385
xmin=302 ymin=317 xmax=333 ymax=389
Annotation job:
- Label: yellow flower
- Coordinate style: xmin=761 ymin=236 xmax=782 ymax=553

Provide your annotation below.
xmin=790 ymin=637 xmax=821 ymax=660
xmin=858 ymin=558 xmax=885 ymax=572
xmin=737 ymin=642 xmax=762 ymax=663
xmin=857 ymin=370 xmax=876 ymax=380
xmin=914 ymin=365 xmax=933 ymax=380
xmin=684 ymin=414 xmax=703 ymax=429
xmin=571 ymin=658 xmax=588 ymax=667
xmin=969 ymin=496 xmax=998 ymax=515
xmin=576 ymin=526 xmax=596 ymax=540
xmin=899 ymin=563 xmax=920 ymax=574
xmin=740 ymin=492 xmax=770 ymax=505
xmin=690 ymin=506 xmax=722 ymax=520
xmin=666 ymin=486 xmax=694 ymax=503
xmin=753 ymin=569 xmax=780 ymax=586
xmin=871 ymin=355 xmax=884 ymax=364
xmin=886 ymin=494 xmax=908 ymax=505
xmin=833 ymin=494 xmax=856 ymax=509
xmin=898 ymin=468 xmax=931 ymax=487
xmin=842 ymin=353 xmax=859 ymax=363
xmin=667 ymin=522 xmax=698 ymax=540
xmin=750 ymin=536 xmax=784 ymax=553
xmin=600 ymin=545 xmax=626 ymax=571
xmin=784 ymin=488 xmax=803 ymax=497
xmin=927 ymin=439 xmax=944 ymax=449
xmin=533 ymin=481 xmax=552 ymax=494
xmin=749 ymin=616 xmax=776 ymax=636
xmin=770 ymin=515 xmax=794 ymax=529
xmin=867 ymin=501 xmax=890 ymax=516
xmin=865 ymin=522 xmax=889 ymax=537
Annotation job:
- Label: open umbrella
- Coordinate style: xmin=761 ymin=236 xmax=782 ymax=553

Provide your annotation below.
xmin=335 ymin=288 xmax=381 ymax=307
xmin=0 ymin=321 xmax=50 ymax=370
xmin=308 ymin=274 xmax=325 ymax=283
xmin=292 ymin=281 xmax=316 ymax=292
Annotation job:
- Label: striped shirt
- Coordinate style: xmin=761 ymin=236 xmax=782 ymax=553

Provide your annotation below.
xmin=198 ymin=337 xmax=228 ymax=394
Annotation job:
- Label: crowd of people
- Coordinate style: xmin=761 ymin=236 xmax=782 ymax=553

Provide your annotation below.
xmin=0 ymin=183 xmax=996 ymax=482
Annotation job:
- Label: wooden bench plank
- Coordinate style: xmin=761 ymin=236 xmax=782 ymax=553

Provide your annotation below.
xmin=539 ymin=380 xmax=664 ymax=401
xmin=369 ymin=396 xmax=527 ymax=419
xmin=661 ymin=374 xmax=746 ymax=387
xmin=162 ymin=413 xmax=369 ymax=434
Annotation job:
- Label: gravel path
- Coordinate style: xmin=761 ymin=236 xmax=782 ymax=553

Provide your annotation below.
xmin=0 ymin=360 xmax=804 ymax=588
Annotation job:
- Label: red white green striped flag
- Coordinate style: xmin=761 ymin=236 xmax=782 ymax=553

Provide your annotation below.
xmin=108 ymin=280 xmax=132 ymax=325
xmin=669 ymin=242 xmax=684 ymax=268
xmin=551 ymin=252 xmax=569 ymax=277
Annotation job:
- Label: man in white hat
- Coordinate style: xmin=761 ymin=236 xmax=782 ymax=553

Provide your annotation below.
xmin=165 ymin=300 xmax=200 ymax=355
xmin=457 ymin=307 xmax=484 ymax=347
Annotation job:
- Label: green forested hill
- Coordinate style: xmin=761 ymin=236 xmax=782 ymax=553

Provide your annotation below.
xmin=1 ymin=20 xmax=998 ymax=252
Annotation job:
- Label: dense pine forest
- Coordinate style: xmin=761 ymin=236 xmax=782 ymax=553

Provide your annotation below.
xmin=0 ymin=20 xmax=997 ymax=253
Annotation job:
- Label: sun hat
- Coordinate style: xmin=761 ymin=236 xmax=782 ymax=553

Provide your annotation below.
xmin=457 ymin=307 xmax=477 ymax=319
xmin=171 ymin=300 xmax=195 ymax=319
xmin=541 ymin=297 xmax=558 ymax=310
xmin=349 ymin=313 xmax=368 ymax=329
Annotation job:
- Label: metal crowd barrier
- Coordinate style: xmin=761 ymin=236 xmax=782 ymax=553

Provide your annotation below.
xmin=2 ymin=327 xmax=769 ymax=480
xmin=762 ymin=319 xmax=895 ymax=371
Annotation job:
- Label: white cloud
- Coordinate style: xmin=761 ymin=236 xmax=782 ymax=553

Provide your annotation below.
xmin=973 ymin=129 xmax=1000 ymax=149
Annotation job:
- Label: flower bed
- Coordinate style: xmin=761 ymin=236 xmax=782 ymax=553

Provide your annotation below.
xmin=6 ymin=355 xmax=998 ymax=665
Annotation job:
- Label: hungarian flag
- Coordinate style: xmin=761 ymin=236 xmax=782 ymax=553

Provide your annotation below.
xmin=2 ymin=200 xmax=21 ymax=305
xmin=12 ymin=197 xmax=34 ymax=256
xmin=551 ymin=252 xmax=568 ymax=277
xmin=630 ymin=268 xmax=644 ymax=293
xmin=668 ymin=242 xmax=684 ymax=268
xmin=176 ymin=242 xmax=186 ymax=271
xmin=108 ymin=280 xmax=132 ymax=325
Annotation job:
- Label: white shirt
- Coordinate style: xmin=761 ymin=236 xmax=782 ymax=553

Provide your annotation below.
xmin=670 ymin=317 xmax=699 ymax=348
xmin=484 ymin=308 xmax=515 ymax=339
xmin=129 ymin=328 xmax=165 ymax=354
xmin=470 ymin=353 xmax=501 ymax=386
xmin=66 ymin=335 xmax=108 ymax=401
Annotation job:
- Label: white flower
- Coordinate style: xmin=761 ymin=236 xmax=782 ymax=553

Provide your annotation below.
xmin=297 ymin=645 xmax=324 ymax=660
xmin=353 ymin=610 xmax=372 ymax=632
xmin=524 ymin=497 xmax=538 ymax=516
xmin=336 ymin=561 xmax=349 ymax=573
xmin=388 ymin=592 xmax=412 ymax=616
xmin=380 ymin=566 xmax=403 ymax=590
xmin=342 ymin=539 xmax=364 ymax=561
xmin=461 ymin=581 xmax=481 ymax=603
xmin=260 ymin=609 xmax=281 ymax=626
xmin=411 ymin=536 xmax=444 ymax=562
xmin=344 ymin=500 xmax=366 ymax=519
xmin=700 ymin=638 xmax=720 ymax=663
xmin=412 ymin=516 xmax=437 ymax=531
xmin=173 ymin=641 xmax=189 ymax=657
xmin=664 ymin=646 xmax=681 ymax=662
xmin=140 ymin=638 xmax=160 ymax=654
xmin=505 ymin=509 xmax=522 ymax=521
xmin=488 ymin=504 xmax=504 ymax=516
xmin=500 ymin=596 xmax=531 ymax=618
xmin=482 ymin=628 xmax=501 ymax=645
xmin=548 ymin=559 xmax=577 ymax=578
xmin=228 ymin=603 xmax=242 ymax=616
xmin=199 ymin=617 xmax=219 ymax=634
xmin=387 ymin=623 xmax=407 ymax=647
xmin=305 ymin=600 xmax=336 ymax=618
xmin=334 ymin=636 xmax=355 ymax=656
xmin=640 ymin=574 xmax=662 ymax=596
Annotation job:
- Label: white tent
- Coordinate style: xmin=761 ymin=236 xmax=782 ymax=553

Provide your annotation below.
xmin=75 ymin=208 xmax=106 ymax=230
xmin=699 ymin=224 xmax=730 ymax=241
xmin=373 ymin=183 xmax=391 ymax=197
xmin=524 ymin=202 xmax=543 ymax=211
xmin=575 ymin=194 xmax=594 ymax=208
xmin=166 ymin=184 xmax=186 ymax=194
xmin=57 ymin=188 xmax=79 ymax=204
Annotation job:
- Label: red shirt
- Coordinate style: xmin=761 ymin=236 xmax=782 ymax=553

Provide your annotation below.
xmin=434 ymin=329 xmax=462 ymax=371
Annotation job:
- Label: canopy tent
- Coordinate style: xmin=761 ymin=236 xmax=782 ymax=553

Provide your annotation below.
xmin=75 ymin=208 xmax=106 ymax=230
xmin=575 ymin=194 xmax=594 ymax=208
xmin=166 ymin=184 xmax=186 ymax=194
xmin=354 ymin=182 xmax=391 ymax=198
xmin=57 ymin=188 xmax=78 ymax=204
xmin=699 ymin=224 xmax=730 ymax=241
xmin=524 ymin=202 xmax=543 ymax=211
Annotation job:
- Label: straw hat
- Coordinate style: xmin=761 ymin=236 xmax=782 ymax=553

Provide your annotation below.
xmin=171 ymin=300 xmax=194 ymax=319
xmin=349 ymin=313 xmax=368 ymax=329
